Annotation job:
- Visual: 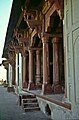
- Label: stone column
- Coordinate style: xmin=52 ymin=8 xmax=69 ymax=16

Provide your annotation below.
xmin=52 ymin=37 xmax=62 ymax=93
xmin=19 ymin=53 xmax=23 ymax=91
xmin=16 ymin=53 xmax=19 ymax=86
xmin=28 ymin=49 xmax=35 ymax=90
xmin=6 ymin=67 xmax=9 ymax=84
xmin=64 ymin=46 xmax=67 ymax=99
xmin=7 ymin=63 xmax=14 ymax=92
xmin=22 ymin=53 xmax=27 ymax=88
xmin=36 ymin=50 xmax=41 ymax=89
xmin=8 ymin=64 xmax=12 ymax=87
xmin=42 ymin=37 xmax=52 ymax=94
xmin=12 ymin=63 xmax=15 ymax=85
xmin=5 ymin=63 xmax=9 ymax=84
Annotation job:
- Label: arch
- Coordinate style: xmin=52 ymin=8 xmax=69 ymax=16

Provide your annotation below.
xmin=49 ymin=10 xmax=60 ymax=34
xmin=45 ymin=104 xmax=51 ymax=116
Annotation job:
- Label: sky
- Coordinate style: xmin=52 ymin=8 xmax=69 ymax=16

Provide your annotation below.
xmin=0 ymin=0 xmax=13 ymax=80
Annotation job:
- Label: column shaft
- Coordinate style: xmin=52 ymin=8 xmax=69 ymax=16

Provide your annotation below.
xmin=36 ymin=50 xmax=41 ymax=89
xmin=22 ymin=55 xmax=27 ymax=88
xmin=6 ymin=67 xmax=9 ymax=84
xmin=12 ymin=64 xmax=15 ymax=85
xmin=42 ymin=39 xmax=52 ymax=94
xmin=28 ymin=50 xmax=35 ymax=90
xmin=52 ymin=37 xmax=62 ymax=93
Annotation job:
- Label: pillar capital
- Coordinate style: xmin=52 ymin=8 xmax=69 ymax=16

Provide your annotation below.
xmin=52 ymin=36 xmax=59 ymax=43
xmin=15 ymin=49 xmax=19 ymax=54
xmin=36 ymin=50 xmax=40 ymax=55
xmin=41 ymin=32 xmax=53 ymax=43
xmin=2 ymin=60 xmax=9 ymax=69
xmin=21 ymin=51 xmax=27 ymax=58
xmin=29 ymin=48 xmax=34 ymax=53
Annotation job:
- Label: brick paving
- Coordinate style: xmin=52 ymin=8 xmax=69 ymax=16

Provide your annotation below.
xmin=0 ymin=86 xmax=51 ymax=120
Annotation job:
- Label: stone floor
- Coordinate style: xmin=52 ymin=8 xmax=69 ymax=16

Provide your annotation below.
xmin=23 ymin=89 xmax=64 ymax=101
xmin=0 ymin=86 xmax=52 ymax=120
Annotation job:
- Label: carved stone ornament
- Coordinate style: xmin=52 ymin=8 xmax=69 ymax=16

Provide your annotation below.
xmin=23 ymin=9 xmax=42 ymax=33
xmin=44 ymin=0 xmax=64 ymax=19
xmin=42 ymin=0 xmax=51 ymax=14
xmin=2 ymin=60 xmax=9 ymax=69
xmin=41 ymin=32 xmax=53 ymax=43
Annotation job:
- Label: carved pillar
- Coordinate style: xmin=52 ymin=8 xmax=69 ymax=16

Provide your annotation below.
xmin=12 ymin=63 xmax=15 ymax=85
xmin=16 ymin=52 xmax=19 ymax=86
xmin=26 ymin=54 xmax=29 ymax=87
xmin=6 ymin=67 xmax=9 ymax=84
xmin=63 ymin=48 xmax=67 ymax=100
xmin=52 ymin=37 xmax=62 ymax=93
xmin=5 ymin=63 xmax=9 ymax=84
xmin=8 ymin=63 xmax=12 ymax=87
xmin=59 ymin=39 xmax=65 ymax=93
xmin=19 ymin=53 xmax=23 ymax=91
xmin=7 ymin=63 xmax=14 ymax=92
xmin=36 ymin=50 xmax=41 ymax=88
xmin=22 ymin=53 xmax=27 ymax=88
xmin=42 ymin=36 xmax=52 ymax=94
xmin=12 ymin=54 xmax=16 ymax=85
xmin=28 ymin=49 xmax=35 ymax=90
xmin=8 ymin=51 xmax=16 ymax=86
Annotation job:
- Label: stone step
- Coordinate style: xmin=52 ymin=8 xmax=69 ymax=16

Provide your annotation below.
xmin=23 ymin=102 xmax=39 ymax=108
xmin=24 ymin=107 xmax=40 ymax=112
xmin=20 ymin=93 xmax=40 ymax=112
xmin=22 ymin=98 xmax=37 ymax=103
xmin=22 ymin=94 xmax=36 ymax=99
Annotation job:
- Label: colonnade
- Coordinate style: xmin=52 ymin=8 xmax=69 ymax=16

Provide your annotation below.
xmin=21 ymin=35 xmax=63 ymax=94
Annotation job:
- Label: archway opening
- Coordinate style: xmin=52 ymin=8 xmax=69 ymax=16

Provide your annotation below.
xmin=45 ymin=104 xmax=51 ymax=116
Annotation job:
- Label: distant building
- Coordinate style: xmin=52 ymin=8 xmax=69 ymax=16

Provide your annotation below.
xmin=0 ymin=65 xmax=7 ymax=81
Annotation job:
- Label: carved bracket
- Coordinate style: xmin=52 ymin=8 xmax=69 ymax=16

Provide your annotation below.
xmin=41 ymin=32 xmax=53 ymax=43
xmin=22 ymin=9 xmax=42 ymax=33
xmin=7 ymin=51 xmax=15 ymax=66
xmin=2 ymin=60 xmax=9 ymax=69
xmin=25 ymin=19 xmax=42 ymax=33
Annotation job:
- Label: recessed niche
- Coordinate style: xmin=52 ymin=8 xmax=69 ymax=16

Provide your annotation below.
xmin=45 ymin=104 xmax=51 ymax=116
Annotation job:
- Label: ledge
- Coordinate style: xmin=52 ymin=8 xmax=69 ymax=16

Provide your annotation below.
xmin=22 ymin=89 xmax=71 ymax=110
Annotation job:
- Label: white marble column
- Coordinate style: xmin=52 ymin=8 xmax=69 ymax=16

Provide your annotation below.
xmin=8 ymin=63 xmax=12 ymax=87
xmin=19 ymin=53 xmax=22 ymax=92
xmin=7 ymin=63 xmax=14 ymax=92
xmin=22 ymin=53 xmax=27 ymax=88
xmin=16 ymin=53 xmax=19 ymax=86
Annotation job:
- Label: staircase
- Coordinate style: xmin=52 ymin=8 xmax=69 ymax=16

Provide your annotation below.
xmin=21 ymin=93 xmax=40 ymax=112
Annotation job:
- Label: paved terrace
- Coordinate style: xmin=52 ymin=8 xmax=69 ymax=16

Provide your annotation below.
xmin=23 ymin=89 xmax=71 ymax=110
xmin=0 ymin=86 xmax=51 ymax=120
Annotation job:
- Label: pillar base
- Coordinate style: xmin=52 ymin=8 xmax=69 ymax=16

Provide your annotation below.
xmin=7 ymin=86 xmax=15 ymax=92
xmin=23 ymin=81 xmax=28 ymax=88
xmin=52 ymin=84 xmax=62 ymax=93
xmin=36 ymin=83 xmax=42 ymax=90
xmin=28 ymin=82 xmax=35 ymax=90
xmin=42 ymin=83 xmax=52 ymax=94
xmin=62 ymin=96 xmax=68 ymax=103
